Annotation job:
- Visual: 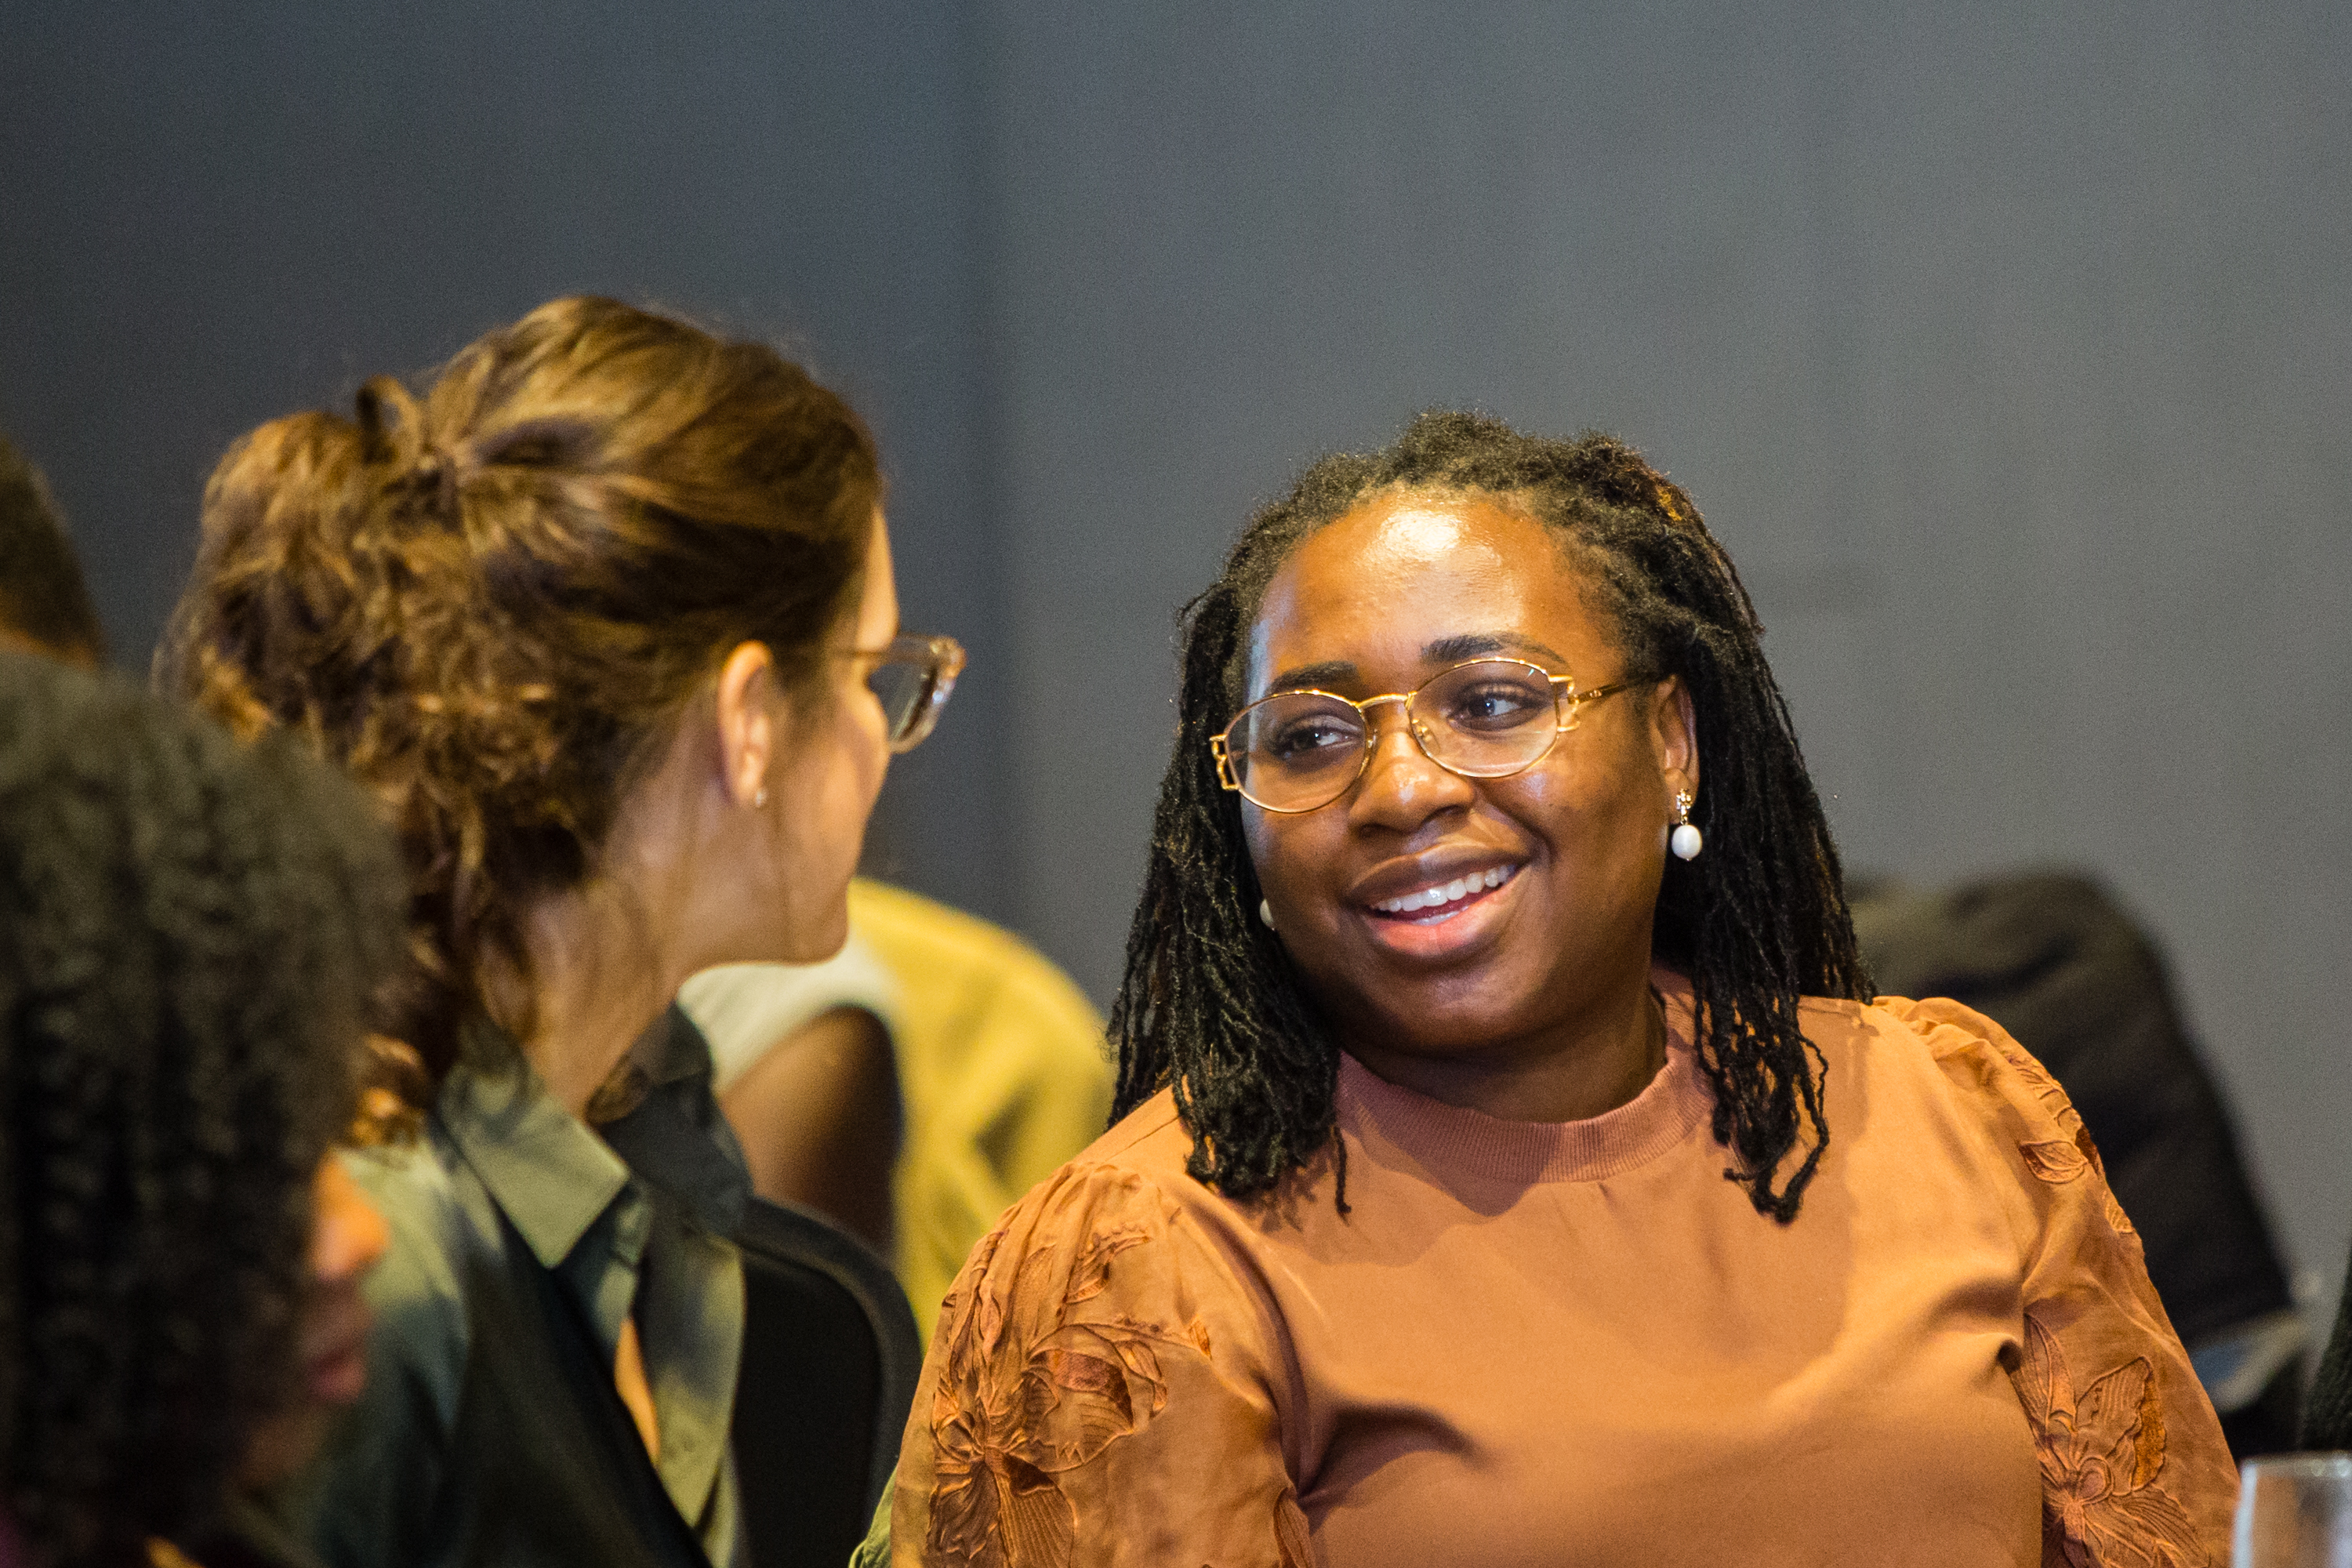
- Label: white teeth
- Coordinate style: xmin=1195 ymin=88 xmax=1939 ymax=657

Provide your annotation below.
xmin=1374 ymin=864 xmax=1518 ymax=915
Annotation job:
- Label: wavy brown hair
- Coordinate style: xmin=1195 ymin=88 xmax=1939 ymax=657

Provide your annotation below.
xmin=1112 ymin=411 xmax=1868 ymax=1221
xmin=162 ymin=296 xmax=880 ymax=1077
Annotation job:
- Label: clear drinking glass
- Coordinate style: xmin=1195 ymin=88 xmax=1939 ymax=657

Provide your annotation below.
xmin=2235 ymin=1454 xmax=2352 ymax=1566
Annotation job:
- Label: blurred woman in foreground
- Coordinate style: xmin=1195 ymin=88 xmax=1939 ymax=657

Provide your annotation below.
xmin=883 ymin=412 xmax=2235 ymax=1566
xmin=0 ymin=652 xmax=399 ymax=1568
xmin=165 ymin=296 xmax=958 ymax=1566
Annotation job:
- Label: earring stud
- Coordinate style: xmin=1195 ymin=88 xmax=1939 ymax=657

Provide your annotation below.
xmin=1258 ymin=898 xmax=1276 ymax=930
xmin=754 ymin=787 xmax=768 ymax=810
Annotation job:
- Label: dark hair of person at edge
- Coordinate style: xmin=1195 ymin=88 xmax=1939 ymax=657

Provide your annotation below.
xmin=159 ymin=294 xmax=889 ymax=1085
xmin=0 ymin=432 xmax=108 ymax=668
xmin=1109 ymin=408 xmax=1868 ymax=1218
xmin=0 ymin=652 xmax=404 ymax=1568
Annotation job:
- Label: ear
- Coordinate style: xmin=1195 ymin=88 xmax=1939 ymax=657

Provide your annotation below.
xmin=1649 ymin=673 xmax=1700 ymax=803
xmin=712 ymin=641 xmax=779 ymax=808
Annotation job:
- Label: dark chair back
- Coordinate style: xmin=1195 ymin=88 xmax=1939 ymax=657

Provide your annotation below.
xmin=731 ymin=1197 xmax=924 ymax=1568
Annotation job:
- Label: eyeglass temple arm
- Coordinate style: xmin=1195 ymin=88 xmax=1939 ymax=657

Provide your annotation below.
xmin=1209 ymin=734 xmax=1242 ymax=791
xmin=1551 ymin=673 xmax=1654 ymax=726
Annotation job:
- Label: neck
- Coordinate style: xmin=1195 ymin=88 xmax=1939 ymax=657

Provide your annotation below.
xmin=509 ymin=874 xmax=686 ymax=1119
xmin=1341 ymin=964 xmax=1668 ymax=1124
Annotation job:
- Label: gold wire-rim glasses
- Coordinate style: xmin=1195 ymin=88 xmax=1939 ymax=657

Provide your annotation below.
xmin=1209 ymin=657 xmax=1656 ymax=814
xmin=845 ymin=633 xmax=965 ymax=753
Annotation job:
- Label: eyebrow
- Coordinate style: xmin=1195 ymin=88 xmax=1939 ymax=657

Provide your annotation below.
xmin=1421 ymin=631 xmax=1572 ymax=668
xmin=1265 ymin=659 xmax=1359 ymax=695
xmin=1262 ymin=633 xmax=1573 ymax=696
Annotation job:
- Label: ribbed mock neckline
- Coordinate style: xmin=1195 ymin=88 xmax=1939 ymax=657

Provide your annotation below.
xmin=1337 ymin=969 xmax=1714 ymax=1185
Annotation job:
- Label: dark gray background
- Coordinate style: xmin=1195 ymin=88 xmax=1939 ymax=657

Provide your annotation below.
xmin=6 ymin=4 xmax=2347 ymax=1321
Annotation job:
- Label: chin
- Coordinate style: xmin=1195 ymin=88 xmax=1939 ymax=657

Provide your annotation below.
xmin=1326 ymin=978 xmax=1525 ymax=1057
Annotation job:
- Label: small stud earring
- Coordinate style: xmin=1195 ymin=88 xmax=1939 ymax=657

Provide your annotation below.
xmin=1258 ymin=898 xmax=1276 ymax=930
xmin=1669 ymin=790 xmax=1703 ymax=861
xmin=754 ymin=787 xmax=768 ymax=810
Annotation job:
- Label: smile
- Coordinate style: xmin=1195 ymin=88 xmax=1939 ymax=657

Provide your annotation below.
xmin=1370 ymin=863 xmax=1518 ymax=920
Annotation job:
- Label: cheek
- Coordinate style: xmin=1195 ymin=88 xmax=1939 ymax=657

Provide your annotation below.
xmin=839 ymin=692 xmax=889 ymax=806
xmin=802 ymin=693 xmax=889 ymax=871
xmin=1241 ymin=811 xmax=1307 ymax=899
xmin=1243 ymin=810 xmax=1356 ymax=935
xmin=1515 ymin=759 xmax=1665 ymax=915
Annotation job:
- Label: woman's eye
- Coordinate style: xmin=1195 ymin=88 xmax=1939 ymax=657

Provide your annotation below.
xmin=1446 ymin=684 xmax=1547 ymax=728
xmin=1269 ymin=719 xmax=1359 ymax=762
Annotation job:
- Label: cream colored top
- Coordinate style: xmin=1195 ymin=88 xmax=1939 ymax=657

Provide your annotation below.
xmin=887 ymin=975 xmax=2235 ymax=1566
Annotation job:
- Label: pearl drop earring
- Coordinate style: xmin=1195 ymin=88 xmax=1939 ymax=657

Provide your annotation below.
xmin=1258 ymin=898 xmax=1276 ymax=930
xmin=1669 ymin=790 xmax=1703 ymax=861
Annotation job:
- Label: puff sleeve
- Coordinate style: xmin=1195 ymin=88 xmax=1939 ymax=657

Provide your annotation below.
xmin=1898 ymin=996 xmax=2239 ymax=1567
xmin=887 ymin=1161 xmax=1313 ymax=1568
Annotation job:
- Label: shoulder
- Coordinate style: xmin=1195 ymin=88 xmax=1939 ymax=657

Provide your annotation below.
xmin=1075 ymin=1087 xmax=1192 ymax=1170
xmin=953 ymin=1091 xmax=1200 ymax=1265
xmin=931 ymin=1094 xmax=1234 ymax=1335
xmin=1838 ymin=993 xmax=2131 ymax=1223
xmin=1857 ymin=993 xmax=2085 ymax=1147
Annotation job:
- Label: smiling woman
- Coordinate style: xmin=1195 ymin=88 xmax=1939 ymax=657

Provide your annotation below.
xmin=879 ymin=412 xmax=2239 ymax=1568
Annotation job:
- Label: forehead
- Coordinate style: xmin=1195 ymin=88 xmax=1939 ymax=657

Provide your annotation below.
xmin=1245 ymin=490 xmax=1605 ymax=697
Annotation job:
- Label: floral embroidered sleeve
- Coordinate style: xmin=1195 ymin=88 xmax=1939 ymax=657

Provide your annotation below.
xmin=887 ymin=1160 xmax=1314 ymax=1568
xmin=1900 ymin=996 xmax=2239 ymax=1568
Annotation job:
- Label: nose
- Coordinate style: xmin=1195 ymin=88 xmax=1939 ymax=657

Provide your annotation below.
xmin=1346 ymin=698 xmax=1475 ymax=829
xmin=310 ymin=1155 xmax=390 ymax=1285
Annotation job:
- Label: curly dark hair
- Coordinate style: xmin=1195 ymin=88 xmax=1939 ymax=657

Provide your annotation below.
xmin=159 ymin=296 xmax=880 ymax=1078
xmin=0 ymin=434 xmax=107 ymax=668
xmin=1109 ymin=410 xmax=1870 ymax=1222
xmin=0 ymin=652 xmax=403 ymax=1566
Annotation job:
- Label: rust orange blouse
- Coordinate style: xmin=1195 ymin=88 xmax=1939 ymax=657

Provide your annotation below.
xmin=887 ymin=976 xmax=2237 ymax=1566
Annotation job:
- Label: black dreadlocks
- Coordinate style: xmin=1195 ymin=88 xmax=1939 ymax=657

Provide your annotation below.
xmin=1109 ymin=411 xmax=1869 ymax=1222
xmin=0 ymin=652 xmax=403 ymax=1566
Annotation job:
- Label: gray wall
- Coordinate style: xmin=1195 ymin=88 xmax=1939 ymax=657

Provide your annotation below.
xmin=6 ymin=5 xmax=2348 ymax=1312
xmin=0 ymin=2 xmax=1011 ymax=920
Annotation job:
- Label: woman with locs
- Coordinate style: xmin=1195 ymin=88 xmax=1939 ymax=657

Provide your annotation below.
xmin=880 ymin=412 xmax=2235 ymax=1566
xmin=165 ymin=296 xmax=962 ymax=1566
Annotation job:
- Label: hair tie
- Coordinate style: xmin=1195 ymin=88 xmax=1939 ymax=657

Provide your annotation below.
xmin=405 ymin=443 xmax=466 ymax=523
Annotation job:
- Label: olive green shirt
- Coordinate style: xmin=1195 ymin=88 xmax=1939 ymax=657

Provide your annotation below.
xmin=278 ymin=1008 xmax=748 ymax=1567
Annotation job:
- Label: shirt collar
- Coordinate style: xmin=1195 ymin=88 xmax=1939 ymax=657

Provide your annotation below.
xmin=599 ymin=1005 xmax=751 ymax=1240
xmin=439 ymin=1015 xmax=633 ymax=1271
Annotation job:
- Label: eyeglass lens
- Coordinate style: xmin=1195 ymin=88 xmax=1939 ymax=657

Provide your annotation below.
xmin=868 ymin=659 xmax=931 ymax=740
xmin=1225 ymin=659 xmax=1562 ymax=811
xmin=864 ymin=636 xmax=963 ymax=752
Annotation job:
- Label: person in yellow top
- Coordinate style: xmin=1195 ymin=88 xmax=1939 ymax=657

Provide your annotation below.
xmin=681 ymin=877 xmax=1114 ymax=1337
